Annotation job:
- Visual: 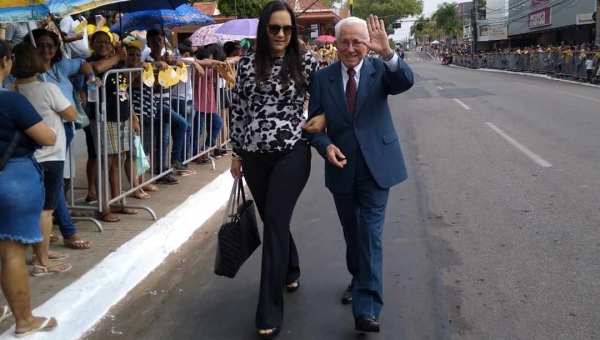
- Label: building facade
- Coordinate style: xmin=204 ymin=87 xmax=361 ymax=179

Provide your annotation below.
xmin=507 ymin=0 xmax=596 ymax=46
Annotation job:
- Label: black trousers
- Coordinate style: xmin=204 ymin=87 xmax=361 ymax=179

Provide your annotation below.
xmin=241 ymin=144 xmax=311 ymax=329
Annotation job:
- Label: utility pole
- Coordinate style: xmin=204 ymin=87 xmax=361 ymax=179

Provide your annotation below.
xmin=350 ymin=0 xmax=354 ymax=16
xmin=595 ymin=0 xmax=599 ymax=47
xmin=471 ymin=0 xmax=479 ymax=54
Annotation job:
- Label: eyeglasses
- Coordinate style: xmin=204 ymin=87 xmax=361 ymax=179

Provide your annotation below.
xmin=94 ymin=40 xmax=112 ymax=46
xmin=267 ymin=25 xmax=295 ymax=36
xmin=36 ymin=43 xmax=56 ymax=50
xmin=10 ymin=54 xmax=15 ymax=62
xmin=338 ymin=40 xmax=364 ymax=49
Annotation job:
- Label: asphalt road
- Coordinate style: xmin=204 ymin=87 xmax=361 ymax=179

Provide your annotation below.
xmin=85 ymin=51 xmax=600 ymax=340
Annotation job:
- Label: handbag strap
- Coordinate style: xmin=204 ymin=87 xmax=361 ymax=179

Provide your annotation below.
xmin=0 ymin=131 xmax=22 ymax=174
xmin=237 ymin=178 xmax=247 ymax=206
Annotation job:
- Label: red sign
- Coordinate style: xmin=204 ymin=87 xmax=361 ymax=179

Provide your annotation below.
xmin=528 ymin=8 xmax=551 ymax=28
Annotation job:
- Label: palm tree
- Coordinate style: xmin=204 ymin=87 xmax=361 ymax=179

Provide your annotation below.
xmin=434 ymin=2 xmax=462 ymax=39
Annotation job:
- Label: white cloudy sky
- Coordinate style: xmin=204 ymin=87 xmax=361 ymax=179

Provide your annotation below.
xmin=389 ymin=0 xmax=451 ymax=41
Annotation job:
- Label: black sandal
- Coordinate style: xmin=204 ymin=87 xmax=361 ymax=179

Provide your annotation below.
xmin=258 ymin=327 xmax=280 ymax=339
xmin=286 ymin=279 xmax=300 ymax=293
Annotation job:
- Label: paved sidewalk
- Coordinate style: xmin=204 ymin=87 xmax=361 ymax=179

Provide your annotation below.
xmin=0 ymin=153 xmax=231 ymax=334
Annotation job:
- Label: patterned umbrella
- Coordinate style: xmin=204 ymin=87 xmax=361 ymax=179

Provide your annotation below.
xmin=189 ymin=24 xmax=247 ymax=46
xmin=110 ymin=4 xmax=214 ymax=32
xmin=0 ymin=0 xmax=129 ymax=22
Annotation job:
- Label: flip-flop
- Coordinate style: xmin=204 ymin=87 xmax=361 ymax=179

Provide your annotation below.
xmin=131 ymin=190 xmax=151 ymax=200
xmin=0 ymin=306 xmax=12 ymax=323
xmin=49 ymin=233 xmax=62 ymax=243
xmin=31 ymin=263 xmax=72 ymax=277
xmin=64 ymin=239 xmax=92 ymax=250
xmin=14 ymin=317 xmax=57 ymax=338
xmin=110 ymin=207 xmax=138 ymax=215
xmin=30 ymin=252 xmax=70 ymax=265
xmin=96 ymin=212 xmax=120 ymax=223
xmin=142 ymin=184 xmax=159 ymax=192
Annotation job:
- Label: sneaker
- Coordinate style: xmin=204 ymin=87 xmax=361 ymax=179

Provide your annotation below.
xmin=172 ymin=160 xmax=187 ymax=171
xmin=155 ymin=174 xmax=180 ymax=185
xmin=210 ymin=150 xmax=222 ymax=159
xmin=218 ymin=148 xmax=228 ymax=156
xmin=178 ymin=169 xmax=197 ymax=177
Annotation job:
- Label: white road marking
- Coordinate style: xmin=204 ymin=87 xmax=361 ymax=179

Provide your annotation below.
xmin=437 ymin=86 xmax=444 ymax=90
xmin=486 ymin=122 xmax=553 ymax=167
xmin=515 ymin=82 xmax=541 ymax=88
xmin=558 ymin=91 xmax=600 ymax=102
xmin=453 ymin=98 xmax=471 ymax=110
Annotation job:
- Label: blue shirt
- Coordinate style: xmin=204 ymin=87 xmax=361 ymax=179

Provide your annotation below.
xmin=0 ymin=89 xmax=43 ymax=157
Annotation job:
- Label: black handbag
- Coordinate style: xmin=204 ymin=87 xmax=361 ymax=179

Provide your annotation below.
xmin=214 ymin=179 xmax=261 ymax=278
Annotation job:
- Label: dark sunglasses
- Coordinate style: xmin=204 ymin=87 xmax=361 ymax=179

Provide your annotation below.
xmin=267 ymin=25 xmax=295 ymax=36
xmin=36 ymin=42 xmax=56 ymax=50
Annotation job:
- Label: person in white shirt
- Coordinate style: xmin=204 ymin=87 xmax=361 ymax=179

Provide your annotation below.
xmin=4 ymin=22 xmax=36 ymax=48
xmin=59 ymin=13 xmax=90 ymax=59
xmin=585 ymin=55 xmax=594 ymax=83
xmin=8 ymin=43 xmax=77 ymax=276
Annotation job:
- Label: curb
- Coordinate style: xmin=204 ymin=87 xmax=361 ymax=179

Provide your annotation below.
xmin=0 ymin=171 xmax=235 ymax=340
xmin=448 ymin=64 xmax=600 ymax=89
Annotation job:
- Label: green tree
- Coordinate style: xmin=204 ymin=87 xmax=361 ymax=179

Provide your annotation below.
xmin=190 ymin=0 xmax=268 ymax=18
xmin=433 ymin=2 xmax=462 ymax=38
xmin=349 ymin=0 xmax=423 ymax=29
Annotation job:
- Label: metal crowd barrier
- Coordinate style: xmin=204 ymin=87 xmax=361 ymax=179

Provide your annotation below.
xmin=452 ymin=52 xmax=599 ymax=81
xmin=74 ymin=60 xmax=237 ymax=229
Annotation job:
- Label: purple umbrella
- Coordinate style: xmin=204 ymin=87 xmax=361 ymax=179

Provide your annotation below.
xmin=215 ymin=18 xmax=258 ymax=38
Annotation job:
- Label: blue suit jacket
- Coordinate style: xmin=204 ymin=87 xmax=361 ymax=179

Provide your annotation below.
xmin=306 ymin=57 xmax=414 ymax=194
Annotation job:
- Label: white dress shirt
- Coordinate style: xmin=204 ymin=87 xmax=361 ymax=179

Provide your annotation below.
xmin=341 ymin=53 xmax=399 ymax=93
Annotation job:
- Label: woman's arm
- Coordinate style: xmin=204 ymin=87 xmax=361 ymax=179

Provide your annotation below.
xmin=25 ymin=122 xmax=56 ymax=146
xmin=89 ymin=47 xmax=127 ymax=74
xmin=57 ymin=106 xmax=77 ymax=122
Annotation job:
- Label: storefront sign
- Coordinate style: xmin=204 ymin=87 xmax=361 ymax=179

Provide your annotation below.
xmin=528 ymin=8 xmax=551 ymax=28
xmin=489 ymin=26 xmax=508 ymax=40
xmin=576 ymin=13 xmax=595 ymax=25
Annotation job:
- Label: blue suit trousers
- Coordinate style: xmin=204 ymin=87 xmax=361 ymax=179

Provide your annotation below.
xmin=332 ymin=150 xmax=389 ymax=319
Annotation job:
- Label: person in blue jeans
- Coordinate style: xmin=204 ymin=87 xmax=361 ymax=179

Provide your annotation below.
xmin=145 ymin=29 xmax=189 ymax=184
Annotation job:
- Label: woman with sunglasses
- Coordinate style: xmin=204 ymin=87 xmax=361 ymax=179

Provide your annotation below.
xmin=23 ymin=29 xmax=94 ymax=251
xmin=229 ymin=1 xmax=324 ymax=338
xmin=0 ymin=39 xmax=60 ymax=338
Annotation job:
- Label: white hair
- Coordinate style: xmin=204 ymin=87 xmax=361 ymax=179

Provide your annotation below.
xmin=334 ymin=17 xmax=368 ymax=41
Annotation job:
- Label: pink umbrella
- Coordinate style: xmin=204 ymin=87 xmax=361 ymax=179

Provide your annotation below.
xmin=315 ymin=35 xmax=336 ymax=43
xmin=189 ymin=24 xmax=247 ymax=46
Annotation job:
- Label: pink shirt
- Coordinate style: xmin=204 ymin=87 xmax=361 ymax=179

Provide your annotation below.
xmin=194 ymin=68 xmax=217 ymax=113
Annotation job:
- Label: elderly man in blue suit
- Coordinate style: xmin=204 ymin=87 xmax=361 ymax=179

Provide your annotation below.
xmin=305 ymin=14 xmax=414 ymax=333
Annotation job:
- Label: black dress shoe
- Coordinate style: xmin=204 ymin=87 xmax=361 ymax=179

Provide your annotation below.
xmin=341 ymin=285 xmax=353 ymax=305
xmin=355 ymin=315 xmax=380 ymax=333
xmin=286 ymin=279 xmax=300 ymax=293
xmin=258 ymin=327 xmax=280 ymax=339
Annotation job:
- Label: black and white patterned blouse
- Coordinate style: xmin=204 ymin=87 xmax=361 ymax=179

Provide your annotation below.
xmin=230 ymin=51 xmax=319 ymax=155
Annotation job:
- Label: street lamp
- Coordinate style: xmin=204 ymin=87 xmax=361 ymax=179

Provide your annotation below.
xmin=350 ymin=0 xmax=354 ymax=16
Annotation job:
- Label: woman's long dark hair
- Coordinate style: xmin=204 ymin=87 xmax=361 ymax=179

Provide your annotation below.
xmin=24 ymin=29 xmax=62 ymax=65
xmin=255 ymin=0 xmax=305 ymax=91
